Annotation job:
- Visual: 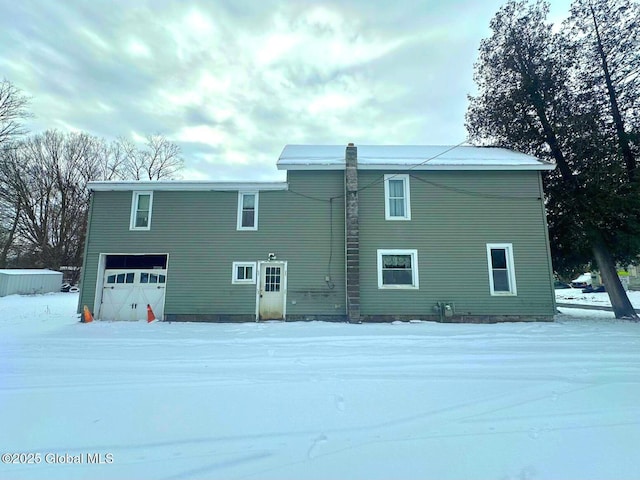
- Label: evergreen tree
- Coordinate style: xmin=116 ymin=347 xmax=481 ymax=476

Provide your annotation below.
xmin=466 ymin=0 xmax=639 ymax=318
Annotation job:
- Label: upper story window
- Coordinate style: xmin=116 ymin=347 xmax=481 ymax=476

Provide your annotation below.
xmin=237 ymin=192 xmax=258 ymax=231
xmin=377 ymin=249 xmax=419 ymax=289
xmin=384 ymin=174 xmax=411 ymax=220
xmin=130 ymin=192 xmax=153 ymax=231
xmin=486 ymin=243 xmax=517 ymax=296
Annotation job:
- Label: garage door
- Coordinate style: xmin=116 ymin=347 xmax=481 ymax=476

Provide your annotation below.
xmin=100 ymin=269 xmax=167 ymax=321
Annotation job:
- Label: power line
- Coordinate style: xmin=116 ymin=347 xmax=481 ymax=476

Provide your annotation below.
xmin=408 ymin=174 xmax=541 ymax=200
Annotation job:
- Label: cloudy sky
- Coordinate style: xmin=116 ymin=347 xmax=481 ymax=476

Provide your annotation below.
xmin=1 ymin=0 xmax=572 ymax=181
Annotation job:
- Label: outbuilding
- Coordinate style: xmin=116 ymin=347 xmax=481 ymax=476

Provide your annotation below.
xmin=0 ymin=269 xmax=63 ymax=297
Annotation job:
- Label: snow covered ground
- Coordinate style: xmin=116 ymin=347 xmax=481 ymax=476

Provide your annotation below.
xmin=1 ymin=292 xmax=639 ymax=480
xmin=555 ymin=287 xmax=640 ymax=309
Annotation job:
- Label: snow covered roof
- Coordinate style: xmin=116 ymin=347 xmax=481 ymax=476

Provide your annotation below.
xmin=0 ymin=269 xmax=61 ymax=275
xmin=88 ymin=181 xmax=288 ymax=192
xmin=277 ymin=145 xmax=555 ymax=171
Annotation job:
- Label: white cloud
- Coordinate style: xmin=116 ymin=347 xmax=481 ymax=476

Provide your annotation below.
xmin=0 ymin=0 xmax=573 ymax=181
xmin=126 ymin=39 xmax=152 ymax=58
xmin=176 ymin=125 xmax=226 ymax=147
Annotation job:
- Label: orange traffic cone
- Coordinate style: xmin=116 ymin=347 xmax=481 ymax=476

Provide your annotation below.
xmin=147 ymin=304 xmax=156 ymax=323
xmin=82 ymin=305 xmax=94 ymax=323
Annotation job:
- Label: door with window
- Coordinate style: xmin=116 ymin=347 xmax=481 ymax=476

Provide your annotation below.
xmin=101 ymin=269 xmax=167 ymax=320
xmin=258 ymin=262 xmax=286 ymax=320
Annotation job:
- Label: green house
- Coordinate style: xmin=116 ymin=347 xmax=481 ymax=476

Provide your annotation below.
xmin=78 ymin=144 xmax=557 ymax=323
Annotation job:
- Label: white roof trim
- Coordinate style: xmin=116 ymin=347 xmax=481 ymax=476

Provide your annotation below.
xmin=277 ymin=145 xmax=556 ymax=171
xmin=88 ymin=181 xmax=289 ymax=192
xmin=0 ymin=269 xmax=61 ymax=275
xmin=278 ymin=162 xmax=555 ymax=171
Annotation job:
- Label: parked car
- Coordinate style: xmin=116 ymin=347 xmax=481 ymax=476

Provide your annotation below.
xmin=582 ymin=285 xmax=606 ymax=293
xmin=571 ymin=273 xmax=593 ymax=289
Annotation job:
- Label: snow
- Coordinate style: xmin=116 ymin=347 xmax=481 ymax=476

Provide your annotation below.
xmin=87 ymin=181 xmax=289 ymax=192
xmin=0 ymin=269 xmax=61 ymax=276
xmin=1 ymin=293 xmax=639 ymax=480
xmin=277 ymin=145 xmax=554 ymax=171
xmin=556 ymin=287 xmax=640 ymax=308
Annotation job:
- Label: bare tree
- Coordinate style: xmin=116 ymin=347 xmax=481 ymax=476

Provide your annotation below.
xmin=1 ymin=131 xmax=124 ymax=273
xmin=119 ymin=134 xmax=184 ymax=180
xmin=0 ymin=146 xmax=23 ymax=268
xmin=0 ymin=79 xmax=31 ymax=147
xmin=0 ymin=128 xmax=184 ymax=273
xmin=0 ymin=79 xmax=30 ymax=266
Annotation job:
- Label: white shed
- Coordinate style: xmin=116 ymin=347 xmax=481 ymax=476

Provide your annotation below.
xmin=0 ymin=269 xmax=63 ymax=297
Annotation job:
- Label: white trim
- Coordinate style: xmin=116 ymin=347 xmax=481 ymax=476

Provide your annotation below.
xmin=93 ymin=254 xmax=107 ymax=319
xmin=255 ymin=261 xmax=287 ymax=321
xmin=277 ymin=145 xmax=556 ymax=171
xmin=232 ymin=261 xmax=257 ymax=284
xmin=384 ymin=174 xmax=411 ymax=220
xmin=94 ymin=252 xmax=169 ymax=320
xmin=89 ymin=181 xmax=288 ymax=192
xmin=377 ymin=249 xmax=419 ymax=289
xmin=278 ymin=163 xmax=556 ymax=171
xmin=129 ymin=191 xmax=153 ymax=231
xmin=486 ymin=243 xmax=517 ymax=296
xmin=237 ymin=191 xmax=259 ymax=231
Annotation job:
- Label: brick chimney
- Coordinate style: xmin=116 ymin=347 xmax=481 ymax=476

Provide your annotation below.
xmin=345 ymin=143 xmax=360 ymax=323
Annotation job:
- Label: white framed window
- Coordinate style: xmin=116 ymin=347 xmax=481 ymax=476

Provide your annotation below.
xmin=486 ymin=243 xmax=517 ymax=296
xmin=377 ymin=249 xmax=419 ymax=289
xmin=130 ymin=192 xmax=153 ymax=230
xmin=232 ymin=261 xmax=256 ymax=284
xmin=237 ymin=192 xmax=258 ymax=230
xmin=384 ymin=174 xmax=411 ymax=220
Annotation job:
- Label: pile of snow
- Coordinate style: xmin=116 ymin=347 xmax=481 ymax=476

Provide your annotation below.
xmin=1 ymin=293 xmax=639 ymax=480
xmin=555 ymin=287 xmax=640 ymax=308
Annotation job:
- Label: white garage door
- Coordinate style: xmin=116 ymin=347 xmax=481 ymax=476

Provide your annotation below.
xmin=100 ymin=269 xmax=167 ymax=321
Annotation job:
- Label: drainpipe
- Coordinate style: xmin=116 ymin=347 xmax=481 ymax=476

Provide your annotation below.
xmin=345 ymin=143 xmax=360 ymax=323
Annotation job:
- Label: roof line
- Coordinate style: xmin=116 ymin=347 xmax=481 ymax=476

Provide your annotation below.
xmin=88 ymin=181 xmax=289 ymax=192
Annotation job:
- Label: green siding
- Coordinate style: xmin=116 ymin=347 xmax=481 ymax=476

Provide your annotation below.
xmin=79 ymin=171 xmax=345 ymax=318
xmin=358 ymin=170 xmax=555 ymax=317
xmin=79 ymin=167 xmax=555 ymax=321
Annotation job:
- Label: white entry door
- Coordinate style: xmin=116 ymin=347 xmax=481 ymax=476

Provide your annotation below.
xmin=258 ymin=262 xmax=286 ymax=320
xmin=100 ymin=269 xmax=166 ymax=321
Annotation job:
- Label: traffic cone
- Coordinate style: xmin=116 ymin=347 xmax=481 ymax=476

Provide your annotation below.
xmin=82 ymin=305 xmax=93 ymax=323
xmin=147 ymin=304 xmax=156 ymax=323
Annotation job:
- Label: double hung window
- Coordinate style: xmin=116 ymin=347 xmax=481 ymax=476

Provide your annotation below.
xmin=384 ymin=174 xmax=411 ymax=220
xmin=130 ymin=192 xmax=153 ymax=230
xmin=486 ymin=243 xmax=517 ymax=295
xmin=237 ymin=192 xmax=258 ymax=230
xmin=377 ymin=249 xmax=419 ymax=289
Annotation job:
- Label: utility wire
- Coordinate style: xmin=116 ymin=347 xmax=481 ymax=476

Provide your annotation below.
xmin=356 ymin=140 xmax=471 ymax=194
xmin=408 ymin=174 xmax=541 ymax=200
xmin=288 ymin=140 xmax=472 ymax=202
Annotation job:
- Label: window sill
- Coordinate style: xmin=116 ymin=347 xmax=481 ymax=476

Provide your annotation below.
xmin=378 ymin=285 xmax=419 ymax=290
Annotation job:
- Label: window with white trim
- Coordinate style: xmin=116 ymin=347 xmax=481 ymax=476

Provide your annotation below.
xmin=232 ymin=261 xmax=256 ymax=284
xmin=377 ymin=249 xmax=419 ymax=289
xmin=486 ymin=243 xmax=517 ymax=295
xmin=384 ymin=174 xmax=411 ymax=220
xmin=130 ymin=192 xmax=153 ymax=230
xmin=237 ymin=192 xmax=258 ymax=230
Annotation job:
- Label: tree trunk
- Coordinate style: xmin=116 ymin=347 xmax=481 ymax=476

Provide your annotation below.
xmin=0 ymin=202 xmax=20 ymax=268
xmin=590 ymin=231 xmax=638 ymax=319
xmin=590 ymin=5 xmax=637 ymax=182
